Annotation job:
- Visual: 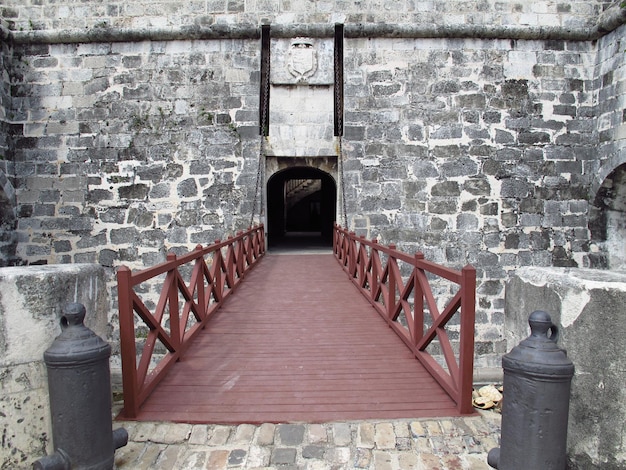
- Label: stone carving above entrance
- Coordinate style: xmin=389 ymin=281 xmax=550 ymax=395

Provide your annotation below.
xmin=268 ymin=36 xmax=335 ymax=157
xmin=271 ymin=37 xmax=333 ymax=85
xmin=287 ymin=39 xmax=318 ymax=82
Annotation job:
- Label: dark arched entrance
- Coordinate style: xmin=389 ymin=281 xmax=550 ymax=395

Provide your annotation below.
xmin=267 ymin=166 xmax=336 ymax=250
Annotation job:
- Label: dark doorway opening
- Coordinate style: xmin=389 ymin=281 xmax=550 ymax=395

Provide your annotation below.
xmin=267 ymin=167 xmax=336 ymax=251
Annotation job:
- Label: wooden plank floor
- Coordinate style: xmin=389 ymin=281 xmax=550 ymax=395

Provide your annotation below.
xmin=135 ymin=253 xmax=461 ymax=424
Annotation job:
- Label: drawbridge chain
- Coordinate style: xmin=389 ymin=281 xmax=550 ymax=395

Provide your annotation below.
xmin=335 ymin=25 xmax=348 ymax=229
xmin=250 ymin=26 xmax=271 ymax=229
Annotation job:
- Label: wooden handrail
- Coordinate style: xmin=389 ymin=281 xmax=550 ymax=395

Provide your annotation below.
xmin=332 ymin=224 xmax=476 ymax=414
xmin=117 ymin=224 xmax=265 ymax=418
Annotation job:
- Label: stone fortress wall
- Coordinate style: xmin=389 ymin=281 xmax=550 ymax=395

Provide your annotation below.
xmin=0 ymin=0 xmax=625 ymax=372
xmin=0 ymin=1 xmax=607 ymax=32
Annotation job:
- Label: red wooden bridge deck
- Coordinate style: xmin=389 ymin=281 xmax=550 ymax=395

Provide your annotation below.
xmin=131 ymin=253 xmax=460 ymax=423
xmin=118 ymin=225 xmax=476 ymax=424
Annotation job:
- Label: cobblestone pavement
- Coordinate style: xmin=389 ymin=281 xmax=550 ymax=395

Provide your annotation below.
xmin=113 ymin=411 xmax=501 ymax=469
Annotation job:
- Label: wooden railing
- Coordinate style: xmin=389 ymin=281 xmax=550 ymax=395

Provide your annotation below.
xmin=333 ymin=224 xmax=476 ymax=414
xmin=116 ymin=225 xmax=265 ymax=418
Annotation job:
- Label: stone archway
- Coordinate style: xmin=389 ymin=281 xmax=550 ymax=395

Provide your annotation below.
xmin=589 ymin=162 xmax=626 ymax=270
xmin=265 ymin=157 xmax=337 ymax=250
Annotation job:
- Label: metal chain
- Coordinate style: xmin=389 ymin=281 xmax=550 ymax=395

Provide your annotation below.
xmin=334 ymin=38 xmax=348 ymax=229
xmin=337 ymin=133 xmax=348 ymax=229
xmin=250 ymin=49 xmax=270 ymax=228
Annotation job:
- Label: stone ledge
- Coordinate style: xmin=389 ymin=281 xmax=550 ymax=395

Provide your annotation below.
xmin=4 ymin=11 xmax=626 ymax=46
xmin=0 ymin=263 xmax=108 ymax=365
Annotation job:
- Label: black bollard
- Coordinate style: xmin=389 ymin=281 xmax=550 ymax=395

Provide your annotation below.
xmin=488 ymin=310 xmax=575 ymax=470
xmin=33 ymin=303 xmax=127 ymax=470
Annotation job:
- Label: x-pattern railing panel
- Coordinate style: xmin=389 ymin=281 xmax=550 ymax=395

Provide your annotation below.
xmin=117 ymin=225 xmax=265 ymax=418
xmin=333 ymin=224 xmax=476 ymax=414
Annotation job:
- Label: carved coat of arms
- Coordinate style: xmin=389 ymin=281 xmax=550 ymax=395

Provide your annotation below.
xmin=287 ymin=39 xmax=318 ymax=82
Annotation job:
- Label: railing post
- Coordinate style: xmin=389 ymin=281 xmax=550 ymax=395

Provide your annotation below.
xmin=413 ymin=252 xmax=425 ymax=347
xmin=226 ymin=235 xmax=235 ymax=287
xmin=259 ymin=225 xmax=266 ymax=255
xmin=167 ymin=253 xmax=181 ymax=348
xmin=357 ymin=236 xmax=367 ymax=283
xmin=348 ymin=232 xmax=357 ymax=277
xmin=340 ymin=229 xmax=347 ymax=266
xmin=250 ymin=228 xmax=256 ymax=259
xmin=244 ymin=230 xmax=253 ymax=266
xmin=337 ymin=227 xmax=346 ymax=264
xmin=194 ymin=245 xmax=207 ymax=321
xmin=213 ymin=241 xmax=223 ymax=302
xmin=387 ymin=244 xmax=397 ymax=323
xmin=236 ymin=231 xmax=245 ymax=276
xmin=256 ymin=226 xmax=262 ymax=258
xmin=458 ymin=264 xmax=477 ymax=414
xmin=337 ymin=230 xmax=342 ymax=262
xmin=370 ymin=240 xmax=379 ymax=302
xmin=117 ymin=265 xmax=138 ymax=419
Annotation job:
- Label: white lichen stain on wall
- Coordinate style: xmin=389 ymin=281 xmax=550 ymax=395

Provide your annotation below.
xmin=559 ymin=288 xmax=590 ymax=328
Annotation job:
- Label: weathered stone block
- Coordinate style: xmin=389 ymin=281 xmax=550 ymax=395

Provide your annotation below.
xmin=149 ymin=183 xmax=170 ymax=199
xmin=404 ymin=124 xmax=423 ymax=141
xmin=461 ymin=199 xmax=477 ymax=212
xmin=371 ymin=83 xmax=401 ymax=96
xmin=110 ymin=227 xmax=140 ymax=244
xmin=68 ymin=216 xmax=93 ymax=232
xmin=553 ymin=104 xmax=577 ymax=117
xmin=439 ymin=157 xmax=478 ymax=178
xmin=463 ymin=177 xmax=491 ymax=195
xmin=518 ymin=131 xmax=551 ymax=144
xmin=479 ymin=202 xmax=498 ymax=216
xmin=52 ymin=240 xmax=71 ymax=253
xmin=118 ymin=184 xmax=149 ymax=200
xmin=456 ymin=213 xmax=478 ymax=230
xmin=432 ymin=80 xmax=461 ymax=94
xmin=429 ymin=200 xmax=457 ymax=214
xmin=455 ymin=94 xmax=486 ymax=109
xmin=344 ymin=126 xmax=365 ymax=140
xmin=177 ymin=178 xmax=199 ymax=198
xmin=431 ymin=124 xmax=463 ymax=139
xmin=500 ymin=178 xmax=531 ymax=199
xmin=127 ymin=206 xmax=153 ymax=228
xmin=431 ymin=181 xmax=460 ymax=197
xmin=87 ymin=188 xmax=114 ymax=203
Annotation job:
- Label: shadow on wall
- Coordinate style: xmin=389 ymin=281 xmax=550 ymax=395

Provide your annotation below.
xmin=589 ymin=162 xmax=626 ymax=271
xmin=0 ymin=173 xmax=18 ymax=267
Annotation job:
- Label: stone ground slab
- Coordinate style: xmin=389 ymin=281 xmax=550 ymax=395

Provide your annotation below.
xmin=111 ymin=412 xmax=501 ymax=470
